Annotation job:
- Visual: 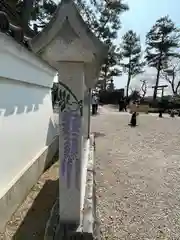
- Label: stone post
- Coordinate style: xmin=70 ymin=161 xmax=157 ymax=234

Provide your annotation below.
xmin=87 ymin=88 xmax=91 ymax=138
xmin=31 ymin=0 xmax=107 ymax=234
xmin=83 ymin=88 xmax=90 ymax=140
xmin=57 ymin=62 xmax=84 ymax=224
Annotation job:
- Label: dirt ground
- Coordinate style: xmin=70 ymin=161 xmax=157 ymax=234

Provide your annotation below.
xmin=1 ymin=155 xmax=59 ymax=240
xmin=92 ymin=106 xmax=180 ymax=240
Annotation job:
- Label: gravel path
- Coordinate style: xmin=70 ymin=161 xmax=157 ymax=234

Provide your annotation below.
xmin=92 ymin=106 xmax=180 ymax=240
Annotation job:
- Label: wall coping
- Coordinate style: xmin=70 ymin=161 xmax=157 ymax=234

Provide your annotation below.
xmin=0 ymin=33 xmax=57 ymax=88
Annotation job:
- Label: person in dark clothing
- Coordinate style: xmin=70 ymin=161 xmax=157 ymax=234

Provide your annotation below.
xmin=92 ymin=94 xmax=97 ymax=115
xmin=130 ymin=112 xmax=137 ymax=127
xmin=124 ymin=101 xmax=127 ymax=112
xmin=92 ymin=105 xmax=96 ymax=115
xmin=158 ymin=101 xmax=164 ymax=118
xmin=118 ymin=99 xmax=123 ymax=112
xmin=119 ymin=98 xmax=127 ymax=112
xmin=159 ymin=109 xmax=163 ymax=118
xmin=170 ymin=109 xmax=175 ymax=118
xmin=95 ymin=95 xmax=99 ymax=113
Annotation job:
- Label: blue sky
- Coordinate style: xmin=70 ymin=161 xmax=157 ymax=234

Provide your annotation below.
xmin=114 ymin=0 xmax=180 ymax=94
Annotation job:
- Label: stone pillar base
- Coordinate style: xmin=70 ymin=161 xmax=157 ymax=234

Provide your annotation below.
xmin=44 ymin=135 xmax=99 ymax=240
xmin=45 ymin=215 xmax=100 ymax=240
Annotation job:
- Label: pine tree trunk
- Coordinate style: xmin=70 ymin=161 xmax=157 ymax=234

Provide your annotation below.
xmin=153 ymin=60 xmax=162 ymax=100
xmin=126 ymin=74 xmax=131 ymax=98
xmin=153 ymin=49 xmax=163 ymax=100
xmin=153 ymin=70 xmax=160 ymax=100
xmin=126 ymin=59 xmax=131 ymax=98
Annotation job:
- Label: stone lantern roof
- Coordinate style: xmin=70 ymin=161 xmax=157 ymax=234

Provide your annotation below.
xmin=31 ymin=0 xmax=108 ymax=87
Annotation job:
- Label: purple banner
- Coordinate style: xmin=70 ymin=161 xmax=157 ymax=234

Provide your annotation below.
xmin=61 ymin=110 xmax=81 ymax=189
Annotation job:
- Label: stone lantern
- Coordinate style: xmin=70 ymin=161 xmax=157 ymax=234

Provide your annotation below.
xmin=31 ymin=0 xmax=107 ymax=232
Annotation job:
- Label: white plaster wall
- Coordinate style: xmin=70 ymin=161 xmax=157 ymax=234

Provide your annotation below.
xmin=81 ymin=82 xmax=91 ymax=217
xmin=0 ymin=34 xmax=57 ymax=198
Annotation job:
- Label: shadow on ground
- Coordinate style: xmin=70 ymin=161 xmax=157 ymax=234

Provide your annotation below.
xmin=91 ymin=112 xmax=101 ymax=116
xmin=12 ymin=179 xmax=59 ymax=240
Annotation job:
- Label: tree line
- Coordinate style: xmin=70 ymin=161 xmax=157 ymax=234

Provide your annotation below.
xmin=120 ymin=16 xmax=180 ymax=100
xmin=8 ymin=1 xmax=180 ymax=100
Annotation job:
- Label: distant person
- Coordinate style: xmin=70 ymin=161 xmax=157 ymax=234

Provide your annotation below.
xmin=158 ymin=101 xmax=164 ymax=118
xmin=118 ymin=98 xmax=123 ymax=112
xmin=170 ymin=109 xmax=175 ymax=118
xmin=119 ymin=98 xmax=127 ymax=112
xmin=92 ymin=94 xmax=97 ymax=115
xmin=95 ymin=94 xmax=99 ymax=113
xmin=130 ymin=112 xmax=137 ymax=127
xmin=159 ymin=110 xmax=163 ymax=118
xmin=124 ymin=98 xmax=127 ymax=112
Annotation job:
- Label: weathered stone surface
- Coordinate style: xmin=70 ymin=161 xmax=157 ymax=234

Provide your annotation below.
xmin=44 ymin=135 xmax=98 ymax=240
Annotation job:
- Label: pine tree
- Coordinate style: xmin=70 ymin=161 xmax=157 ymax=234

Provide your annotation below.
xmin=94 ymin=0 xmax=129 ymax=41
xmin=145 ymin=16 xmax=180 ymax=100
xmin=121 ymin=30 xmax=144 ymax=97
xmin=14 ymin=0 xmax=56 ymax=31
xmin=94 ymin=1 xmax=128 ymax=90
xmin=98 ymin=43 xmax=121 ymax=89
xmin=6 ymin=0 xmax=56 ymax=31
xmin=31 ymin=0 xmax=57 ymax=29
